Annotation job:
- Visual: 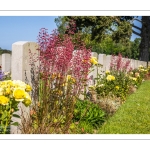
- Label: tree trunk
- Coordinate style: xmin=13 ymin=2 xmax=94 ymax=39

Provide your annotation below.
xmin=139 ymin=16 xmax=150 ymax=62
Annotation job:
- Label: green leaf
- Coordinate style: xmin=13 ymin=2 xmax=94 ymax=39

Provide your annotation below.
xmin=11 ymin=122 xmax=19 ymax=126
xmin=12 ymin=114 xmax=21 ymax=118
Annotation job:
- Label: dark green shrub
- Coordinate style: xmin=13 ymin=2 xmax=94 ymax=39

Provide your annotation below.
xmin=73 ymin=100 xmax=106 ymax=128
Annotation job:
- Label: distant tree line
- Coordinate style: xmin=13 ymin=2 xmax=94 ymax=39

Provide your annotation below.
xmin=0 ymin=47 xmax=11 ymax=55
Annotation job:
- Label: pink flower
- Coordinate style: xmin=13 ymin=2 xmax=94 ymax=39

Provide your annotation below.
xmin=110 ymin=53 xmax=132 ymax=72
xmin=32 ymin=24 xmax=91 ymax=97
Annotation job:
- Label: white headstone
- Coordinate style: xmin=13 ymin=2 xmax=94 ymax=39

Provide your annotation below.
xmin=134 ymin=60 xmax=138 ymax=69
xmin=98 ymin=54 xmax=106 ymax=66
xmin=137 ymin=60 xmax=141 ymax=68
xmin=105 ymin=55 xmax=112 ymax=71
xmin=2 ymin=53 xmax=11 ymax=72
xmin=138 ymin=61 xmax=147 ymax=68
xmin=98 ymin=54 xmax=106 ymax=76
xmin=130 ymin=59 xmax=135 ymax=70
xmin=11 ymin=41 xmax=39 ymax=134
xmin=140 ymin=61 xmax=147 ymax=67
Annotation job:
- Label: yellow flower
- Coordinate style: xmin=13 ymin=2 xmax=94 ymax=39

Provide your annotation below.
xmin=5 ymin=87 xmax=11 ymax=95
xmin=138 ymin=65 xmax=143 ymax=69
xmin=0 ymin=96 xmax=9 ymax=105
xmin=106 ymin=75 xmax=115 ymax=81
xmin=6 ymin=80 xmax=13 ymax=87
xmin=132 ymin=77 xmax=137 ymax=81
xmin=66 ymin=75 xmax=76 ymax=83
xmin=67 ymin=75 xmax=71 ymax=80
xmin=13 ymin=88 xmax=26 ymax=101
xmin=105 ymin=70 xmax=110 ymax=74
xmin=25 ymin=84 xmax=32 ymax=92
xmin=90 ymin=57 xmax=98 ymax=65
xmin=139 ymin=69 xmax=144 ymax=72
xmin=115 ymin=86 xmax=119 ymax=90
xmin=135 ymin=72 xmax=140 ymax=77
xmin=144 ymin=69 xmax=148 ymax=73
xmin=23 ymin=92 xmax=32 ymax=107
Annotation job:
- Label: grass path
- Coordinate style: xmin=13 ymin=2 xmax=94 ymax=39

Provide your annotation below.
xmin=98 ymin=80 xmax=150 ymax=134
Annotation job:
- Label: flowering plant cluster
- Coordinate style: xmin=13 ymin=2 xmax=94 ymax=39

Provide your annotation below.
xmin=0 ymin=66 xmax=11 ymax=81
xmin=110 ymin=53 xmax=132 ymax=72
xmin=93 ymin=54 xmax=132 ymax=101
xmin=90 ymin=57 xmax=98 ymax=65
xmin=106 ymin=75 xmax=115 ymax=81
xmin=0 ymin=80 xmax=32 ymax=134
xmin=21 ymin=22 xmax=92 ymax=133
xmin=86 ymin=54 xmax=150 ymax=116
xmin=128 ymin=65 xmax=149 ymax=87
xmin=91 ymin=53 xmax=150 ymax=104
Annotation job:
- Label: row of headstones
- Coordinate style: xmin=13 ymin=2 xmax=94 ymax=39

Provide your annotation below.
xmin=0 ymin=45 xmax=148 ymax=81
xmin=0 ymin=41 xmax=148 ymax=133
xmin=88 ymin=52 xmax=148 ymax=85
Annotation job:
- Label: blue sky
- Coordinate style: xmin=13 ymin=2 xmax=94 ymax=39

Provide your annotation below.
xmin=0 ymin=16 xmax=57 ymax=50
xmin=0 ymin=16 xmax=141 ymax=50
xmin=131 ymin=16 xmax=142 ymax=41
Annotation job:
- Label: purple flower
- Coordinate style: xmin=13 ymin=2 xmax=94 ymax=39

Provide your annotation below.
xmin=0 ymin=70 xmax=4 ymax=80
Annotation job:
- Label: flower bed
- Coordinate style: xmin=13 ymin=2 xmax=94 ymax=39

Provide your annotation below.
xmin=0 ymin=80 xmax=32 ymax=134
xmin=87 ymin=54 xmax=150 ymax=116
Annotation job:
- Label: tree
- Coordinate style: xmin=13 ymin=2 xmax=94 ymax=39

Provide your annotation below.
xmin=61 ymin=16 xmax=133 ymax=42
xmin=55 ymin=16 xmax=150 ymax=62
xmin=132 ymin=16 xmax=150 ymax=62
xmin=55 ymin=16 xmax=69 ymax=34
xmin=130 ymin=38 xmax=140 ymax=60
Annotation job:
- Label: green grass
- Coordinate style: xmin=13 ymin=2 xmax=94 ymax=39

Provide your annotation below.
xmin=98 ymin=80 xmax=150 ymax=134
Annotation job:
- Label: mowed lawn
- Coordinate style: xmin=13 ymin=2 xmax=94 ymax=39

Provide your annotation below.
xmin=98 ymin=80 xmax=150 ymax=134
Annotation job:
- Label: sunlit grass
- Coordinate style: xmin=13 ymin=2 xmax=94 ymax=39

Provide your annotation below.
xmin=98 ymin=80 xmax=150 ymax=134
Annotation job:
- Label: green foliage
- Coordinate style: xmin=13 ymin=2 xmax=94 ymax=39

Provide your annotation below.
xmin=0 ymin=47 xmax=11 ymax=55
xmin=98 ymin=80 xmax=150 ymax=134
xmin=73 ymin=99 xmax=106 ymax=128
xmin=0 ymin=126 xmax=10 ymax=134
xmin=56 ymin=16 xmax=133 ymax=43
xmin=71 ymin=121 xmax=95 ymax=134
xmin=91 ymin=36 xmax=131 ymax=56
xmin=129 ymin=65 xmax=149 ymax=87
xmin=130 ymin=38 xmax=140 ymax=60
xmin=55 ymin=16 xmax=140 ymax=60
xmin=0 ymin=98 xmax=20 ymax=134
xmin=55 ymin=16 xmax=69 ymax=34
xmin=94 ymin=54 xmax=148 ymax=102
xmin=95 ymin=72 xmax=131 ymax=101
